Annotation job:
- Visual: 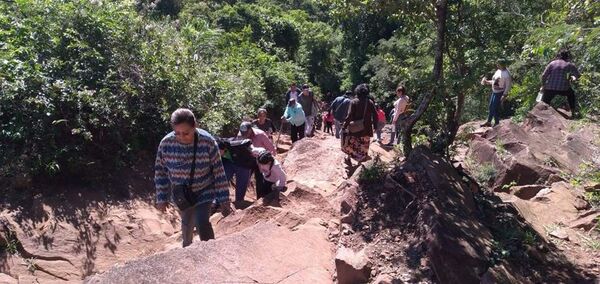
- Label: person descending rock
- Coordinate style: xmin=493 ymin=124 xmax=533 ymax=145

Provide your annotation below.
xmin=480 ymin=59 xmax=512 ymax=127
xmin=281 ymin=98 xmax=306 ymax=143
xmin=374 ymin=104 xmax=386 ymax=143
xmin=330 ymin=91 xmax=352 ymax=139
xmin=239 ymin=121 xmax=276 ymax=199
xmin=322 ymin=110 xmax=334 ymax=135
xmin=541 ymin=48 xmax=581 ymax=119
xmin=342 ymin=84 xmax=378 ymax=167
xmin=285 ymin=82 xmax=300 ymax=103
xmin=256 ymin=151 xmax=287 ymax=198
xmin=252 ymin=108 xmax=276 ymax=140
xmin=154 ymin=108 xmax=230 ymax=247
xmin=298 ymin=84 xmax=318 ymax=137
xmin=386 ymin=85 xmax=410 ymax=146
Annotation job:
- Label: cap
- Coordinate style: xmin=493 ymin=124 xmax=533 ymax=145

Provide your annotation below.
xmin=302 ymin=84 xmax=309 ymax=89
xmin=239 ymin=121 xmax=253 ymax=134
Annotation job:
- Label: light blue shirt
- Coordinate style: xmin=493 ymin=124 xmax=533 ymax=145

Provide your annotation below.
xmin=283 ymin=103 xmax=306 ymax=126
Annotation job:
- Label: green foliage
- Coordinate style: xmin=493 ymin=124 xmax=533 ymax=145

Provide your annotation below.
xmin=358 ymin=156 xmax=387 ymax=183
xmin=467 ymin=158 xmax=497 ymax=186
xmin=585 ymin=192 xmax=600 ymax=208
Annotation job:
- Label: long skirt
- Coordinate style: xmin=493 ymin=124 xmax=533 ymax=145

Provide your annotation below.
xmin=341 ymin=134 xmax=371 ymax=162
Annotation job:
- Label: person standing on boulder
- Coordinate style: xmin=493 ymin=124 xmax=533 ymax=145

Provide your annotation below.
xmin=154 ymin=108 xmax=230 ymax=247
xmin=386 ymin=85 xmax=410 ymax=146
xmin=330 ymin=91 xmax=352 ymax=139
xmin=281 ymin=98 xmax=306 ymax=143
xmin=480 ymin=60 xmax=512 ymax=127
xmin=342 ymin=84 xmax=378 ymax=166
xmin=298 ymin=84 xmax=318 ymax=137
xmin=541 ymin=49 xmax=581 ymax=119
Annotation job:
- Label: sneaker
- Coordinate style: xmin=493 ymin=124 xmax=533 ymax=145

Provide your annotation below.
xmin=480 ymin=122 xmax=492 ymax=127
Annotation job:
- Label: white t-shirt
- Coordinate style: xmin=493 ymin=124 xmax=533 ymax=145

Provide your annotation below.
xmin=491 ymin=69 xmax=512 ymax=95
xmin=258 ymin=160 xmax=287 ymax=188
xmin=393 ymin=95 xmax=410 ymax=122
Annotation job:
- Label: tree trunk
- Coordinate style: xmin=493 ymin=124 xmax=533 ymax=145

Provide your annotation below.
xmin=401 ymin=0 xmax=448 ymax=156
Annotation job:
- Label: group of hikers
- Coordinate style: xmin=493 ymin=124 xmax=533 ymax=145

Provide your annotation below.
xmin=155 ymin=48 xmax=582 ymax=247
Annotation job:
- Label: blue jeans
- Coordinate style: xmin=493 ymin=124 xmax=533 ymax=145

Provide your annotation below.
xmin=487 ymin=92 xmax=503 ymax=124
xmin=180 ymin=202 xmax=214 ymax=247
xmin=222 ymin=159 xmax=251 ymax=202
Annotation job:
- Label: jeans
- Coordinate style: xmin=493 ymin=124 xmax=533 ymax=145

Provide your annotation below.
xmin=305 ymin=115 xmax=315 ymax=136
xmin=487 ymin=92 xmax=503 ymax=125
xmin=542 ymin=89 xmax=577 ymax=114
xmin=334 ymin=119 xmax=343 ymax=139
xmin=290 ymin=123 xmax=305 ymax=143
xmin=222 ymin=159 xmax=252 ymax=202
xmin=180 ymin=202 xmax=214 ymax=247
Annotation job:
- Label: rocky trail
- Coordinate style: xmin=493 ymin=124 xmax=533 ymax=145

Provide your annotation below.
xmin=2 ymin=104 xmax=600 ymax=283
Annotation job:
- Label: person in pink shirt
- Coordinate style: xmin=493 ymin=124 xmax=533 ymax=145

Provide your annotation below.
xmin=239 ymin=122 xmax=276 ymax=155
xmin=374 ymin=104 xmax=386 ymax=142
xmin=239 ymin=121 xmax=276 ymax=199
xmin=322 ymin=110 xmax=334 ymax=135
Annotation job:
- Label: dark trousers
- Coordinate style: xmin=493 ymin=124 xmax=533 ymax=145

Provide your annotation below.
xmin=180 ymin=202 xmax=214 ymax=247
xmin=254 ymin=169 xmax=271 ymax=199
xmin=324 ymin=122 xmax=333 ymax=134
xmin=487 ymin=92 xmax=503 ymax=124
xmin=542 ymin=89 xmax=576 ymax=114
xmin=290 ymin=123 xmax=305 ymax=143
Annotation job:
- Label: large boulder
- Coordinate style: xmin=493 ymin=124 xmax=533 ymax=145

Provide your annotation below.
xmin=85 ymin=222 xmax=334 ymax=284
xmin=463 ymin=103 xmax=600 ymax=190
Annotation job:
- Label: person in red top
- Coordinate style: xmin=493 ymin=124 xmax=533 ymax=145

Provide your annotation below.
xmin=374 ymin=104 xmax=386 ymax=142
xmin=322 ymin=110 xmax=334 ymax=135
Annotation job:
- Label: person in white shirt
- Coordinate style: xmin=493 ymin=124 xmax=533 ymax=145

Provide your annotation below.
xmin=480 ymin=60 xmax=512 ymax=127
xmin=386 ymin=85 xmax=410 ymax=146
xmin=256 ymin=151 xmax=287 ymax=197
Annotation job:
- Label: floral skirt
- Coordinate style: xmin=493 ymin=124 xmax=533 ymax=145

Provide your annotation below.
xmin=341 ymin=134 xmax=371 ymax=162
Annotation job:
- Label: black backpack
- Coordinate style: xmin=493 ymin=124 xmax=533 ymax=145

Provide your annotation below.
xmin=219 ymin=138 xmax=256 ymax=169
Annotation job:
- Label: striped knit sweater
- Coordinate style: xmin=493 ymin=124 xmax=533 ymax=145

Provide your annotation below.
xmin=154 ymin=128 xmax=230 ymax=205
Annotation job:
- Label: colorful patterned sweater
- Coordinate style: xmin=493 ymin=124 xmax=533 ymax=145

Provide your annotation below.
xmin=154 ymin=128 xmax=230 ymax=205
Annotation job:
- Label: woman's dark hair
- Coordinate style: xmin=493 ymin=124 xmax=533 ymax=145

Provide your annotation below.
xmin=170 ymin=108 xmax=196 ymax=126
xmin=257 ymin=151 xmax=274 ymax=165
xmin=557 ymin=48 xmax=571 ymax=61
xmin=396 ymin=84 xmax=406 ymax=95
xmin=354 ymin=83 xmax=369 ymax=98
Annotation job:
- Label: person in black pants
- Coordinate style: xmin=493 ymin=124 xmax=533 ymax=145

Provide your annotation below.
xmin=281 ymin=98 xmax=306 ymax=143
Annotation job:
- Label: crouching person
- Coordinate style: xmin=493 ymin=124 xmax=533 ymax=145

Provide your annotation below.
xmin=256 ymin=151 xmax=287 ymax=196
xmin=154 ymin=108 xmax=231 ymax=247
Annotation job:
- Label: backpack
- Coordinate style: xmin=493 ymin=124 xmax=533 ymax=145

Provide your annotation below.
xmin=220 ymin=138 xmax=256 ymax=169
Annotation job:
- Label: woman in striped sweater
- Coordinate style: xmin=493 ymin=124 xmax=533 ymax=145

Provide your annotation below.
xmin=154 ymin=108 xmax=231 ymax=247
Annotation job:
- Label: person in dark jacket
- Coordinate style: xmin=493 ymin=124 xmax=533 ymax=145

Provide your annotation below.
xmin=329 ymin=91 xmax=352 ymax=139
xmin=341 ymin=84 xmax=378 ymax=167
